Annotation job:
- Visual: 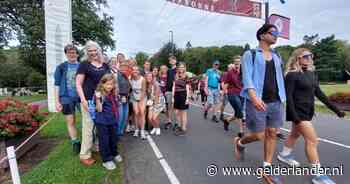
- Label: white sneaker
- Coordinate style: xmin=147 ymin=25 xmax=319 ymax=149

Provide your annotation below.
xmin=114 ymin=155 xmax=123 ymax=163
xmin=125 ymin=124 xmax=131 ymax=133
xmin=130 ymin=125 xmax=136 ymax=131
xmin=133 ymin=129 xmax=139 ymax=137
xmin=156 ymin=128 xmax=161 ymax=135
xmin=150 ymin=128 xmax=156 ymax=135
xmin=141 ymin=130 xmax=146 ymax=140
xmin=277 ymin=153 xmax=300 ymax=167
xmin=102 ymin=161 xmax=116 ymax=170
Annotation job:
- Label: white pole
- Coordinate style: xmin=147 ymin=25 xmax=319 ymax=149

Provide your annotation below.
xmin=6 ymin=146 xmax=21 ymax=184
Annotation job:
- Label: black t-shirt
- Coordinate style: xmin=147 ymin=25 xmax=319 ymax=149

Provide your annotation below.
xmin=262 ymin=59 xmax=279 ymax=103
xmin=166 ymin=67 xmax=177 ymax=92
xmin=76 ymin=62 xmax=110 ymax=100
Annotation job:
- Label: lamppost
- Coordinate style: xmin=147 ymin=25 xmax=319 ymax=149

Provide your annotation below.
xmin=169 ymin=30 xmax=174 ymax=55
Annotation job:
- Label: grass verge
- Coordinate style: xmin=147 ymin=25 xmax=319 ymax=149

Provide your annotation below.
xmin=20 ymin=111 xmax=123 ymax=184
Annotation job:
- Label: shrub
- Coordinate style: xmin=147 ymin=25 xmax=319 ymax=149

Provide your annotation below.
xmin=0 ymin=98 xmax=47 ymax=139
xmin=329 ymin=92 xmax=350 ymax=104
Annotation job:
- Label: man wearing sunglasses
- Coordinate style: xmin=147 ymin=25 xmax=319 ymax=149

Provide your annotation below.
xmin=234 ymin=24 xmax=286 ymax=184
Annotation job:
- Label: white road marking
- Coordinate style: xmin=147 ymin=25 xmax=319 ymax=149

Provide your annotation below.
xmin=190 ymin=103 xmax=350 ymax=149
xmin=147 ymin=135 xmax=181 ymax=184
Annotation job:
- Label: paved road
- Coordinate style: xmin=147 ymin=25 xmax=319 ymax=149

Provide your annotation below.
xmin=123 ymin=102 xmax=350 ymax=184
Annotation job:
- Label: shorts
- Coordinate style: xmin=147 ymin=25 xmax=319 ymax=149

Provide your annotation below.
xmin=207 ymin=88 xmax=220 ymax=105
xmin=62 ymin=102 xmax=79 ymax=115
xmin=173 ymin=91 xmax=189 ymax=110
xmin=165 ymin=91 xmax=173 ymax=110
xmin=227 ymin=94 xmax=243 ymax=119
xmin=245 ymin=100 xmax=284 ymax=133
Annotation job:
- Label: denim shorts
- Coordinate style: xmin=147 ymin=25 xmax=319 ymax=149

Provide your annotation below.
xmin=245 ymin=100 xmax=284 ymax=133
xmin=62 ymin=102 xmax=80 ymax=115
xmin=207 ymin=88 xmax=220 ymax=105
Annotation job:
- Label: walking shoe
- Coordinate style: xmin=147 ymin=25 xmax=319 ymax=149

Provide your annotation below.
xmin=277 ymin=153 xmax=300 ymax=167
xmin=150 ymin=128 xmax=156 ymax=135
xmin=204 ymin=110 xmax=208 ymax=119
xmin=233 ymin=137 xmax=245 ymax=161
xmin=133 ymin=129 xmax=139 ymax=137
xmin=80 ymin=158 xmax=96 ymax=166
xmin=114 ymin=155 xmax=123 ymax=163
xmin=141 ymin=130 xmax=146 ymax=140
xmin=223 ymin=119 xmax=229 ymax=131
xmin=277 ymin=133 xmax=286 ymax=140
xmin=212 ymin=115 xmax=219 ymax=123
xmin=237 ymin=132 xmax=244 ymax=138
xmin=175 ymin=128 xmax=186 ymax=136
xmin=156 ymin=128 xmax=161 ymax=135
xmin=72 ymin=142 xmax=81 ymax=155
xmin=312 ymin=175 xmax=336 ymax=184
xmin=261 ymin=173 xmax=283 ymax=184
xmin=172 ymin=123 xmax=179 ymax=131
xmin=164 ymin=122 xmax=172 ymax=130
xmin=102 ymin=161 xmax=116 ymax=170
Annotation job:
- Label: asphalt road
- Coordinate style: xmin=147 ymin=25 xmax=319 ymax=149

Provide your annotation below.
xmin=123 ymin=102 xmax=350 ymax=184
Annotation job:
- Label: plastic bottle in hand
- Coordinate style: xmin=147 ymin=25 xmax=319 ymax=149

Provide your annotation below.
xmin=88 ymin=100 xmax=96 ymax=120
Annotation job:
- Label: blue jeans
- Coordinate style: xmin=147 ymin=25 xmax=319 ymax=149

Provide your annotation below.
xmin=227 ymin=94 xmax=243 ymax=119
xmin=117 ymin=102 xmax=129 ymax=136
xmin=95 ymin=124 xmax=118 ymax=162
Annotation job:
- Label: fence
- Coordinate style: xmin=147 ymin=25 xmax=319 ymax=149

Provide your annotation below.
xmin=0 ymin=86 xmax=46 ymax=97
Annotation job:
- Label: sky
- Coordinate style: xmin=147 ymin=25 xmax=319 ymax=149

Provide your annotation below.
xmin=107 ymin=0 xmax=350 ymax=58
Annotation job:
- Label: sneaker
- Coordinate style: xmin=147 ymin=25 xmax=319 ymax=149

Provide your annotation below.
xmin=277 ymin=153 xmax=300 ymax=167
xmin=233 ymin=137 xmax=245 ymax=161
xmin=72 ymin=142 xmax=81 ymax=155
xmin=223 ymin=119 xmax=229 ymax=131
xmin=277 ymin=133 xmax=286 ymax=140
xmin=212 ymin=115 xmax=219 ymax=123
xmin=133 ymin=129 xmax=139 ymax=137
xmin=164 ymin=122 xmax=172 ymax=130
xmin=125 ymin=124 xmax=131 ymax=133
xmin=261 ymin=173 xmax=283 ymax=184
xmin=204 ymin=110 xmax=208 ymax=119
xmin=175 ymin=128 xmax=186 ymax=136
xmin=312 ymin=175 xmax=336 ymax=184
xmin=150 ymin=128 xmax=156 ymax=135
xmin=114 ymin=155 xmax=123 ymax=163
xmin=141 ymin=130 xmax=146 ymax=140
xmin=156 ymin=128 xmax=161 ymax=135
xmin=172 ymin=123 xmax=179 ymax=131
xmin=102 ymin=161 xmax=116 ymax=170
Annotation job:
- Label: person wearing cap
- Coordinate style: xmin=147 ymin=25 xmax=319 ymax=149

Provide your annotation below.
xmin=54 ymin=44 xmax=81 ymax=155
xmin=203 ymin=60 xmax=222 ymax=123
xmin=233 ymin=24 xmax=286 ymax=183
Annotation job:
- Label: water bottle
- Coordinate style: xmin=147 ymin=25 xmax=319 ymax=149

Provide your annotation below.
xmin=87 ymin=100 xmax=96 ymax=120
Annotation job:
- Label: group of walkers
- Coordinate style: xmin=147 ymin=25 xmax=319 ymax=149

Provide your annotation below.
xmin=54 ymin=23 xmax=347 ymax=184
xmin=54 ymin=42 xmax=191 ymax=170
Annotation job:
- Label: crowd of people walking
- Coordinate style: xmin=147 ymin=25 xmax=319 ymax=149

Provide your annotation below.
xmin=53 ymin=24 xmax=346 ymax=184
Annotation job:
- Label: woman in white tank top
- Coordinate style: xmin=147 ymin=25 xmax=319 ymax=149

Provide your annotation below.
xmin=130 ymin=66 xmax=147 ymax=139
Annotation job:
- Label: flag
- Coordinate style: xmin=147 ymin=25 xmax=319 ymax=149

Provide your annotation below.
xmin=268 ymin=14 xmax=290 ymax=40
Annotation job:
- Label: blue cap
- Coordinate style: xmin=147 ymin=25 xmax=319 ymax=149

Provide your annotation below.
xmin=213 ymin=60 xmax=220 ymax=65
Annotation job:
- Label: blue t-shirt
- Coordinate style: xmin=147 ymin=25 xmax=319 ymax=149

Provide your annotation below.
xmin=66 ymin=62 xmax=79 ymax=98
xmin=206 ymin=68 xmax=221 ymax=88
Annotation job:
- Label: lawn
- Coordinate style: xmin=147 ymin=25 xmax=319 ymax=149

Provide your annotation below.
xmin=0 ymin=94 xmax=47 ymax=103
xmin=19 ymin=110 xmax=123 ymax=184
xmin=320 ymin=84 xmax=350 ymax=96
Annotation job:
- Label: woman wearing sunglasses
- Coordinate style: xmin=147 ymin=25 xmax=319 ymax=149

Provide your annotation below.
xmin=172 ymin=62 xmax=191 ymax=136
xmin=278 ymin=48 xmax=346 ymax=184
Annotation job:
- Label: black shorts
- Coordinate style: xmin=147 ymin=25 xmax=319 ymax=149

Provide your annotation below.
xmin=62 ymin=102 xmax=79 ymax=115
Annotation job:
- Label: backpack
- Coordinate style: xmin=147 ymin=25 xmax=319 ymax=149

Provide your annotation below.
xmin=250 ymin=49 xmax=283 ymax=68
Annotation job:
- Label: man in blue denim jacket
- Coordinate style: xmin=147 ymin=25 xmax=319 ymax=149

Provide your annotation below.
xmin=54 ymin=44 xmax=81 ymax=154
xmin=234 ymin=24 xmax=286 ymax=183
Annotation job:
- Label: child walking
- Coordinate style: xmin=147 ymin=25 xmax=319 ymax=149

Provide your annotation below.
xmin=94 ymin=74 xmax=122 ymax=170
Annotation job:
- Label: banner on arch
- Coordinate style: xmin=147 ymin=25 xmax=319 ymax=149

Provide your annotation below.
xmin=166 ymin=0 xmax=262 ymax=19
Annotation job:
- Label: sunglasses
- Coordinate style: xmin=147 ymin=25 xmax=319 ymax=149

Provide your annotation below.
xmin=299 ymin=53 xmax=314 ymax=60
xmin=267 ymin=31 xmax=280 ymax=37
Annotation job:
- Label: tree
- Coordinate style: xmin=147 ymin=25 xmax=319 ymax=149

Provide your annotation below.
xmin=150 ymin=42 xmax=183 ymax=67
xmin=135 ymin=52 xmax=149 ymax=66
xmin=0 ymin=0 xmax=115 ymax=74
xmin=312 ymin=35 xmax=344 ymax=81
xmin=275 ymin=45 xmax=295 ymax=64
